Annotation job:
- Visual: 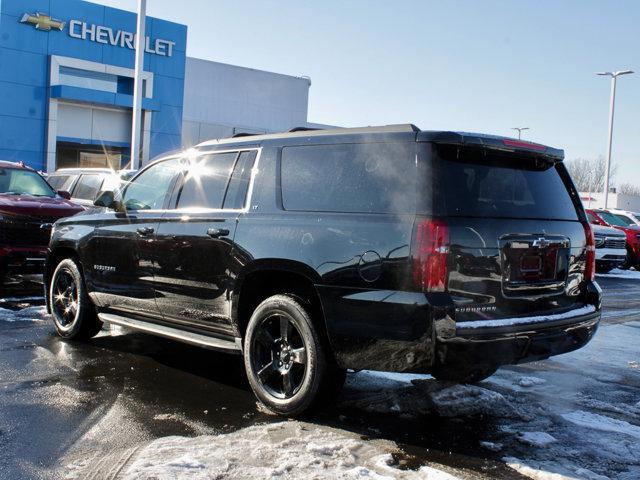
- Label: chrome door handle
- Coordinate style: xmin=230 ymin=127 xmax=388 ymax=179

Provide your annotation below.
xmin=136 ymin=226 xmax=155 ymax=236
xmin=207 ymin=228 xmax=230 ymax=238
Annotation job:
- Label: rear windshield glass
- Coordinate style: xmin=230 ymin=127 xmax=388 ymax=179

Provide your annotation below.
xmin=434 ymin=147 xmax=578 ymax=220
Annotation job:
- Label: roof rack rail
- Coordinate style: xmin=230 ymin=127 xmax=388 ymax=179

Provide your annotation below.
xmin=231 ymin=132 xmax=260 ymax=138
xmin=287 ymin=127 xmax=321 ymax=133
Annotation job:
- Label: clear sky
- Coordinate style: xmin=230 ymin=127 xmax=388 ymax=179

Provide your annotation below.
xmin=99 ymin=0 xmax=640 ymax=184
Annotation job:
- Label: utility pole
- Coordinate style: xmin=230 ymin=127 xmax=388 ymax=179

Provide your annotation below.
xmin=130 ymin=0 xmax=147 ymax=170
xmin=511 ymin=127 xmax=529 ymax=140
xmin=596 ymin=70 xmax=633 ymax=208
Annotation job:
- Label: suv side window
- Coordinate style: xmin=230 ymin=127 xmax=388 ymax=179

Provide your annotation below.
xmin=281 ymin=143 xmax=416 ymax=214
xmin=122 ymin=158 xmax=181 ymax=210
xmin=73 ymin=174 xmax=104 ymax=201
xmin=177 ymin=152 xmax=238 ymax=209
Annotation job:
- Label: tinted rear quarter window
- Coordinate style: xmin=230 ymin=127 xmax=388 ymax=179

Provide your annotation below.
xmin=73 ymin=174 xmax=104 ymax=200
xmin=48 ymin=174 xmax=78 ymax=192
xmin=433 ymin=146 xmax=578 ymax=220
xmin=281 ymin=143 xmax=416 ymax=214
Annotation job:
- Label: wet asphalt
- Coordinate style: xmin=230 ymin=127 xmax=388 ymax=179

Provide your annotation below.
xmin=0 ymin=274 xmax=638 ymax=480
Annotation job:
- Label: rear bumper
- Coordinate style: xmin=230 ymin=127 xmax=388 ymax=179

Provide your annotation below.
xmin=0 ymin=247 xmax=47 ymax=275
xmin=436 ymin=305 xmax=601 ymax=369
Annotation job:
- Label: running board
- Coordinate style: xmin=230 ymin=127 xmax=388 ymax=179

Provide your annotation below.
xmin=98 ymin=313 xmax=242 ymax=353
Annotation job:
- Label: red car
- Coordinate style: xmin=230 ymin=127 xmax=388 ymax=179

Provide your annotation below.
xmin=0 ymin=161 xmax=83 ymax=278
xmin=587 ymin=208 xmax=640 ymax=269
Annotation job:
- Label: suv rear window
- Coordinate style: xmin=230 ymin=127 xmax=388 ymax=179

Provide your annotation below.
xmin=281 ymin=143 xmax=416 ymax=214
xmin=433 ymin=147 xmax=578 ymax=221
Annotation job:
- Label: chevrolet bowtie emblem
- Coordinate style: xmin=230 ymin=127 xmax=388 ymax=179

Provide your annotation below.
xmin=20 ymin=12 xmax=66 ymax=32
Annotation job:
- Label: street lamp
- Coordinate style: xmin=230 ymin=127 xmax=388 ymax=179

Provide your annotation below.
xmin=596 ymin=70 xmax=634 ymax=208
xmin=511 ymin=127 xmax=529 ymax=140
xmin=131 ymin=0 xmax=147 ymax=170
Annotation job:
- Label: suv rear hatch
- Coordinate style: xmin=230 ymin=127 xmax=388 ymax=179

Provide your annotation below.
xmin=417 ymin=136 xmax=591 ymax=324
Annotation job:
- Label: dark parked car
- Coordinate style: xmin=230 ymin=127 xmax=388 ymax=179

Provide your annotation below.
xmin=0 ymin=161 xmax=83 ymax=278
xmin=45 ymin=125 xmax=601 ymax=415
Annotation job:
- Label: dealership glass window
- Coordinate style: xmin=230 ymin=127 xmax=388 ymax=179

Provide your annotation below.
xmin=177 ymin=153 xmax=238 ymax=209
xmin=73 ymin=174 xmax=104 ymax=201
xmin=122 ymin=158 xmax=181 ymax=210
xmin=57 ymin=142 xmax=124 ymax=170
xmin=281 ymin=143 xmax=416 ymax=214
xmin=59 ymin=67 xmax=118 ymax=93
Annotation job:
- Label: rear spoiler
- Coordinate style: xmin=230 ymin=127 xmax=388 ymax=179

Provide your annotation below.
xmin=418 ymin=131 xmax=564 ymax=161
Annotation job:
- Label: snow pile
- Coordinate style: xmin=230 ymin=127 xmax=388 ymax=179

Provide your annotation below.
xmin=516 ymin=432 xmax=557 ymax=448
xmin=561 ymin=410 xmax=640 ymax=441
xmin=0 ymin=305 xmax=48 ymax=322
xmin=517 ymin=376 xmax=546 ymax=388
xmin=503 ymin=457 xmax=609 ymax=480
xmin=597 ymin=268 xmax=640 ymax=279
xmin=122 ymin=421 xmax=459 ymax=480
xmin=414 ymin=382 xmax=517 ymax=418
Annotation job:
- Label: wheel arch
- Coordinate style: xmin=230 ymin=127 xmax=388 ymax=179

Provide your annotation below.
xmin=232 ymin=259 xmax=336 ymax=361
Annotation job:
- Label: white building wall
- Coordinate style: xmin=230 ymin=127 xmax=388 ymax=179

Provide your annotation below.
xmin=182 ymin=57 xmax=311 ymax=146
xmin=580 ymin=192 xmax=640 ymax=212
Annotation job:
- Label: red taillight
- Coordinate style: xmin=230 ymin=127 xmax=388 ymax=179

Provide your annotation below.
xmin=582 ymin=221 xmax=596 ymax=281
xmin=413 ymin=219 xmax=449 ymax=292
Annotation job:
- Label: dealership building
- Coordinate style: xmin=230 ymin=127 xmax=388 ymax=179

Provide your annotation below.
xmin=0 ymin=0 xmax=315 ymax=172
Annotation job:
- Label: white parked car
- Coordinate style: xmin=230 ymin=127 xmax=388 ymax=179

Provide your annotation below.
xmin=46 ymin=168 xmax=135 ymax=208
xmin=592 ymin=224 xmax=627 ymax=273
xmin=608 ymin=208 xmax=640 ymax=227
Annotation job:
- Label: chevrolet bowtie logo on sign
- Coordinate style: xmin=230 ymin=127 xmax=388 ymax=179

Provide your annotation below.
xmin=20 ymin=12 xmax=66 ymax=31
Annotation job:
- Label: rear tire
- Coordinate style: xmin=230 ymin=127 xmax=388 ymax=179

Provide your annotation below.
xmin=49 ymin=258 xmax=102 ymax=340
xmin=596 ymin=265 xmax=614 ymax=274
xmin=244 ymin=294 xmax=335 ymax=416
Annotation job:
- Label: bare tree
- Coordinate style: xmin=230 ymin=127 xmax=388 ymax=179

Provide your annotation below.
xmin=565 ymin=156 xmax=616 ymax=193
xmin=619 ymin=183 xmax=640 ymax=196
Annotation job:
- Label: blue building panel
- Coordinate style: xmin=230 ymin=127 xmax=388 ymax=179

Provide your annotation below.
xmin=149 ymin=132 xmax=181 ymax=160
xmin=0 ymin=48 xmax=48 ymax=87
xmin=0 ymin=13 xmax=49 ymax=55
xmin=0 ymin=0 xmax=187 ymax=171
xmin=0 ymin=82 xmax=47 ymax=119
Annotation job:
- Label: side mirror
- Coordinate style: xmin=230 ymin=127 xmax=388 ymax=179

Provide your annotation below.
xmin=94 ymin=190 xmax=124 ymax=212
xmin=57 ymin=190 xmax=72 ymax=200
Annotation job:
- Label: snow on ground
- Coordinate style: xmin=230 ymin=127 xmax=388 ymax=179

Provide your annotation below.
xmin=121 ymin=421 xmax=460 ymax=480
xmin=0 ymin=305 xmax=48 ymax=322
xmin=597 ymin=268 xmax=640 ymax=279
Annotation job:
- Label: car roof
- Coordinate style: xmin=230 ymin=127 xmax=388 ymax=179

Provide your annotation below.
xmin=195 ymin=124 xmax=564 ymax=159
xmin=51 ymin=168 xmax=115 ymax=174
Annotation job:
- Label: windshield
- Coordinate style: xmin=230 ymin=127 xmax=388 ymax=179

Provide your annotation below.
xmin=597 ymin=211 xmax=628 ymax=227
xmin=613 ymin=213 xmax=636 ymax=226
xmin=0 ymin=168 xmax=56 ymax=197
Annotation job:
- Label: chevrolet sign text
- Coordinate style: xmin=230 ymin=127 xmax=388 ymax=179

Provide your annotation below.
xmin=69 ymin=20 xmax=175 ymax=57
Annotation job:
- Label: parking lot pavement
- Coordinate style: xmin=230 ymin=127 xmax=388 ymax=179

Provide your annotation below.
xmin=0 ymin=275 xmax=639 ymax=479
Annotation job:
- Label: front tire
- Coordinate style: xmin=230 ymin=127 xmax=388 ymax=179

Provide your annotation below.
xmin=244 ymin=294 xmax=330 ymax=416
xmin=50 ymin=258 xmax=102 ymax=340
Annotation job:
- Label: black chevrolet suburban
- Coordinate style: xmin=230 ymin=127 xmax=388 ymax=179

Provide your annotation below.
xmin=45 ymin=125 xmax=601 ymax=415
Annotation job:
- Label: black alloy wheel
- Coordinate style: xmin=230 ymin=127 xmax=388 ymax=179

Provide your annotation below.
xmin=51 ymin=266 xmax=79 ymax=329
xmin=244 ymin=294 xmax=337 ymax=416
xmin=50 ymin=258 xmax=102 ymax=340
xmin=251 ymin=313 xmax=307 ymax=399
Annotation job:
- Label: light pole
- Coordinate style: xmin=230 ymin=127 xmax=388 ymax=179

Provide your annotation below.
xmin=597 ymin=70 xmax=634 ymax=208
xmin=511 ymin=127 xmax=529 ymax=140
xmin=131 ymin=0 xmax=147 ymax=170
